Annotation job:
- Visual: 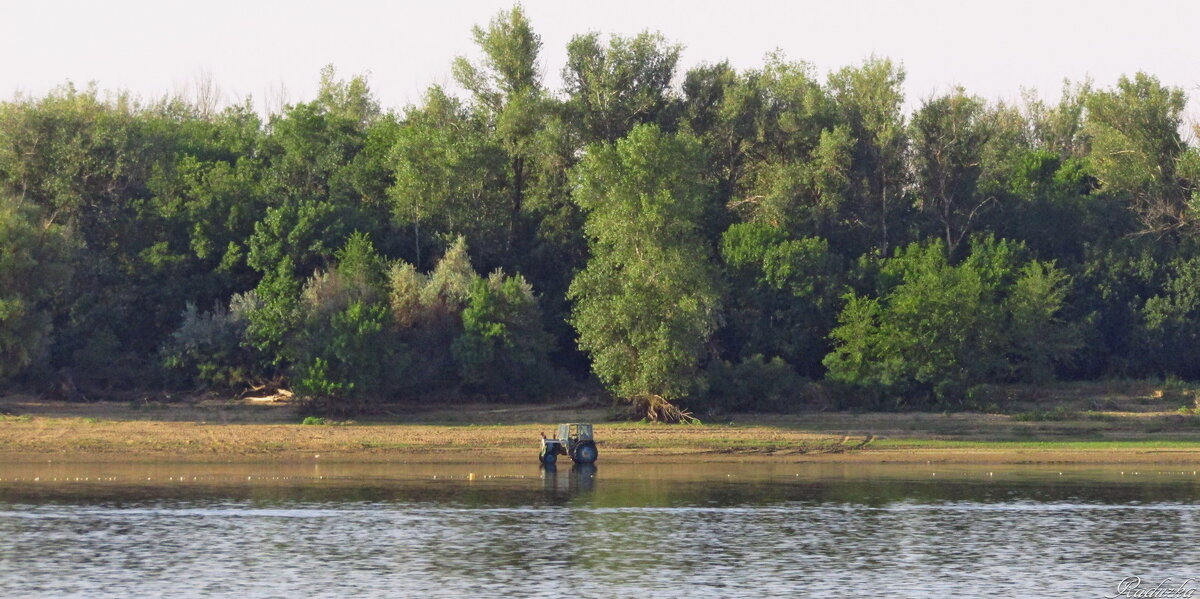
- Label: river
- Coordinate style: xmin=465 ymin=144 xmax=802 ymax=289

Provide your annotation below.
xmin=0 ymin=461 xmax=1196 ymax=598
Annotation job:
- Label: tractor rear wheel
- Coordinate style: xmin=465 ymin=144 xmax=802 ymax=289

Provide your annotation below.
xmin=572 ymin=442 xmax=598 ymax=464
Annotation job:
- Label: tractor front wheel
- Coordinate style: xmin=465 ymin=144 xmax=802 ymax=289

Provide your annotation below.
xmin=540 ymin=445 xmax=558 ymax=465
xmin=572 ymin=442 xmax=598 ymax=464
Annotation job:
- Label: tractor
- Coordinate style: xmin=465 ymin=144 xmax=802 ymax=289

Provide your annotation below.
xmin=539 ymin=423 xmax=598 ymax=465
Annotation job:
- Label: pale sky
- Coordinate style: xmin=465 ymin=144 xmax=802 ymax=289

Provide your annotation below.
xmin=2 ymin=0 xmax=1198 ymax=124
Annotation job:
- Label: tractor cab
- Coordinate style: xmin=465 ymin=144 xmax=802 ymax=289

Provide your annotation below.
xmin=539 ymin=423 xmax=598 ymax=465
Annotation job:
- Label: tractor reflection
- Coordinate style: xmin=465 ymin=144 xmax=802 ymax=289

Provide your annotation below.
xmin=540 ymin=463 xmax=597 ymax=495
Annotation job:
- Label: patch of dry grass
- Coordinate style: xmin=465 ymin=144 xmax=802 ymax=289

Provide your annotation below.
xmin=4 ymin=380 xmax=1200 ymax=464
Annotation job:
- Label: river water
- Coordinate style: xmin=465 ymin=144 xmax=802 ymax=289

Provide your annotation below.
xmin=0 ymin=461 xmax=1197 ymax=598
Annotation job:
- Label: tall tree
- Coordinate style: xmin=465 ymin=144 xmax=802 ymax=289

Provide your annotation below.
xmin=1085 ymin=73 xmax=1198 ymax=236
xmin=828 ymin=58 xmax=909 ymax=255
xmin=910 ymin=90 xmax=994 ymax=257
xmin=1025 ymin=80 xmax=1091 ymax=159
xmin=453 ymin=5 xmax=547 ymax=254
xmin=569 ymin=125 xmax=721 ymax=421
xmin=251 ymin=67 xmax=385 ymax=281
xmin=563 ymin=31 xmax=681 ymax=144
xmin=681 ymin=60 xmax=753 ymax=216
xmin=388 ymin=87 xmax=509 ymax=269
xmin=0 ymin=197 xmax=73 ymax=383
xmin=726 ymin=55 xmax=848 ymax=241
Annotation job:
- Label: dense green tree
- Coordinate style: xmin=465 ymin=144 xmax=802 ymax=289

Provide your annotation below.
xmin=1085 ymin=73 xmax=1198 ymax=235
xmin=0 ymin=198 xmax=73 ymax=383
xmin=0 ymin=86 xmax=237 ymax=380
xmin=827 ymin=57 xmax=909 ymax=255
xmin=250 ymin=68 xmax=388 ymax=279
xmin=453 ymin=270 xmax=555 ymax=396
xmin=824 ymin=237 xmax=1077 ymax=403
xmin=1135 ymin=255 xmax=1200 ymax=379
xmin=720 ymin=55 xmax=852 ymax=243
xmin=719 ymin=222 xmax=845 ymax=377
xmin=3 ymin=9 xmax=1200 ymax=414
xmin=984 ymin=149 xmax=1107 ymax=263
xmin=680 ymin=60 xmax=753 ymax=223
xmin=1005 ymin=260 xmax=1081 ymax=382
xmin=910 ymin=91 xmax=998 ymax=258
xmin=569 ymin=125 xmax=721 ymax=420
xmin=564 ymin=31 xmax=681 ymax=144
xmin=703 ymin=354 xmax=808 ymax=413
xmin=453 ymin=6 xmax=548 ymax=256
xmin=1067 ymin=243 xmax=1163 ymax=378
xmin=389 ymin=88 xmax=509 ymax=268
xmin=1026 ymin=80 xmax=1091 ymax=158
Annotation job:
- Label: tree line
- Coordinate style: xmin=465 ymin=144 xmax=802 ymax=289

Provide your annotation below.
xmin=2 ymin=7 xmax=1198 ymax=418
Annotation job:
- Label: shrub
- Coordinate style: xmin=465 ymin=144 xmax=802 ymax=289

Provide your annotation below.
xmin=159 ymin=291 xmax=262 ymax=389
xmin=387 ymin=262 xmax=426 ymax=328
xmin=293 ymin=299 xmax=403 ymax=413
xmin=420 ymin=236 xmax=475 ymax=314
xmin=824 ymin=236 xmax=1078 ymax=405
xmin=704 ymin=355 xmax=808 ymax=413
xmin=288 ymin=234 xmax=410 ymax=412
xmin=452 ymin=270 xmax=556 ymax=397
xmin=1012 ymin=406 xmax=1077 ymax=421
xmin=0 ymin=198 xmax=73 ymax=384
xmin=394 ymin=237 xmax=478 ymax=393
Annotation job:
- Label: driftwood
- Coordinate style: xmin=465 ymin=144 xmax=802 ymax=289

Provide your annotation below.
xmin=48 ymin=369 xmax=87 ymax=403
xmin=243 ymin=388 xmax=294 ymax=403
xmin=238 ymin=381 xmax=294 ymax=403
xmin=821 ymin=434 xmax=875 ymax=454
xmin=634 ymin=394 xmax=699 ymax=424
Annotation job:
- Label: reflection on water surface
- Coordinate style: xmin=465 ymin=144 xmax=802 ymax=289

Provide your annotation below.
xmin=0 ymin=462 xmax=1197 ymax=598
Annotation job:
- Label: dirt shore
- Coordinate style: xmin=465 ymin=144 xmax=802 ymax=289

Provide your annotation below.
xmin=6 ymin=382 xmax=1200 ymax=464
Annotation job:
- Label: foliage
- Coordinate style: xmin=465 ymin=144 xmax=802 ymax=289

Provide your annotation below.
xmin=569 ymin=125 xmax=721 ymax=417
xmin=704 ymin=355 xmax=808 ymax=413
xmin=910 ymin=90 xmax=996 ymax=257
xmin=290 ymin=235 xmax=404 ymax=410
xmin=1138 ymin=255 xmax=1200 ymax=378
xmin=719 ymin=222 xmax=845 ymax=377
xmin=564 ymin=31 xmax=681 ymax=143
xmin=824 ymin=237 xmax=1078 ymax=403
xmin=388 ymin=88 xmax=509 ymax=268
xmin=452 ymin=271 xmax=555 ymax=396
xmin=2 ymin=8 xmax=1200 ymax=417
xmin=0 ymin=198 xmax=73 ymax=383
xmin=826 ymin=57 xmax=910 ymax=255
xmin=159 ymin=291 xmax=261 ymax=389
xmin=292 ymin=300 xmax=398 ymax=413
xmin=1085 ymin=73 xmax=1195 ymax=235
